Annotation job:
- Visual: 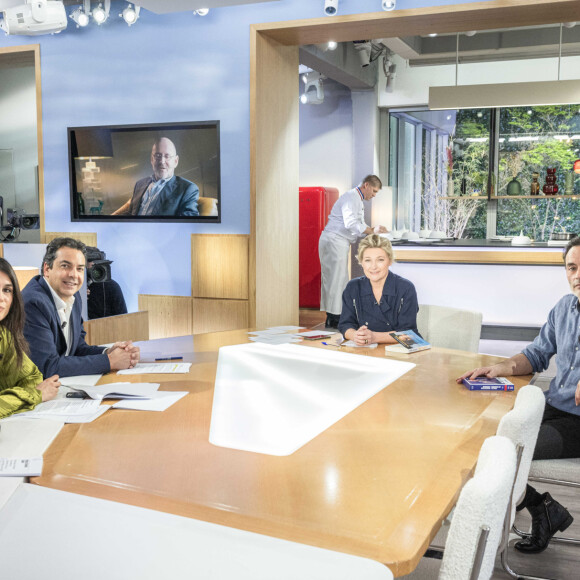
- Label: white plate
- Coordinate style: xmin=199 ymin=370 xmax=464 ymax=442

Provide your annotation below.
xmin=409 ymin=239 xmax=439 ymax=244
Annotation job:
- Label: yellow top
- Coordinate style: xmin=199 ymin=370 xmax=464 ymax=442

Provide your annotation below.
xmin=0 ymin=328 xmax=43 ymax=419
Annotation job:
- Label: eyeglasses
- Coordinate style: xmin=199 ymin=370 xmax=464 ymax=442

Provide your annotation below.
xmin=152 ymin=153 xmax=176 ymax=161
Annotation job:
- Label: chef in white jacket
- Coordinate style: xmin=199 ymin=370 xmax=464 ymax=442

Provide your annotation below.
xmin=318 ymin=175 xmax=388 ymax=328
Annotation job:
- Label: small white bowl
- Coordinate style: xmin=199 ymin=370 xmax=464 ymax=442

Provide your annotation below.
xmin=429 ymin=230 xmax=446 ymax=239
xmin=402 ymin=231 xmax=420 ymax=240
xmin=512 ymin=235 xmax=531 ymax=245
xmin=419 ymin=230 xmax=431 ymax=238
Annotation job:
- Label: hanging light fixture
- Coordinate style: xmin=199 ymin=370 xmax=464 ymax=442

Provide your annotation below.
xmin=120 ymin=3 xmax=140 ymax=26
xmin=70 ymin=2 xmax=90 ymax=28
xmin=92 ymin=1 xmax=110 ymax=25
xmin=300 ymin=71 xmax=324 ymax=105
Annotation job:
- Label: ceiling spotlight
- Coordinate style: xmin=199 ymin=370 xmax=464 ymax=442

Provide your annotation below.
xmin=428 ymin=33 xmax=438 ymax=37
xmin=120 ymin=3 xmax=140 ymax=26
xmin=382 ymin=0 xmax=396 ymax=11
xmin=193 ymin=9 xmax=209 ymax=16
xmin=385 ymin=63 xmax=396 ymax=93
xmin=465 ymin=30 xmax=477 ymax=37
xmin=324 ymin=0 xmax=338 ymax=16
xmin=92 ymin=1 xmax=110 ymax=25
xmin=300 ymin=71 xmax=324 ymax=105
xmin=563 ymin=22 xmax=577 ymax=28
xmin=353 ymin=40 xmax=372 ymax=67
xmin=0 ymin=0 xmax=68 ymax=35
xmin=327 ymin=41 xmax=338 ymax=51
xmin=70 ymin=7 xmax=89 ymax=28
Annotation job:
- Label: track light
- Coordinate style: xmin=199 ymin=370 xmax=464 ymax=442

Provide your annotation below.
xmin=193 ymin=9 xmax=209 ymax=16
xmin=92 ymin=1 xmax=110 ymax=25
xmin=70 ymin=7 xmax=89 ymax=28
xmin=382 ymin=0 xmax=396 ymax=11
xmin=324 ymin=0 xmax=338 ymax=16
xmin=353 ymin=40 xmax=372 ymax=67
xmin=300 ymin=71 xmax=324 ymax=105
xmin=120 ymin=3 xmax=140 ymax=26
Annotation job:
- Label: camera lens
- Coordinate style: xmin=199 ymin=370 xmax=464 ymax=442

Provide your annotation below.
xmin=90 ymin=265 xmax=107 ymax=283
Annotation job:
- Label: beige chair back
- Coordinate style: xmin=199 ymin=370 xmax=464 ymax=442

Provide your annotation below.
xmin=417 ymin=304 xmax=482 ymax=353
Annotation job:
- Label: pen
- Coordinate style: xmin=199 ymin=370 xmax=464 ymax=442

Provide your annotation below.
xmin=155 ymin=357 xmax=183 ymax=361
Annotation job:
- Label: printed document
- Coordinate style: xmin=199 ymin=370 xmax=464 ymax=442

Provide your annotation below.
xmin=118 ymin=363 xmax=191 ymax=375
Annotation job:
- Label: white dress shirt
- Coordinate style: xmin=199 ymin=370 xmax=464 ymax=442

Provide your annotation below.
xmin=44 ymin=279 xmax=75 ymax=356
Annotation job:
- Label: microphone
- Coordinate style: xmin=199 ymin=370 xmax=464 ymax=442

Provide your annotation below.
xmin=61 ymin=321 xmax=67 ymax=330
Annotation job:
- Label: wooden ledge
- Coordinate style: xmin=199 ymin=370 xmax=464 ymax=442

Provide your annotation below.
xmin=393 ymin=249 xmax=563 ymax=266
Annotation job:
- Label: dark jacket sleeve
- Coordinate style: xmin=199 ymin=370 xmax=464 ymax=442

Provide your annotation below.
xmin=23 ymin=297 xmax=111 ymax=378
xmin=338 ymin=280 xmax=360 ymax=336
xmin=176 ymin=180 xmax=199 ymax=216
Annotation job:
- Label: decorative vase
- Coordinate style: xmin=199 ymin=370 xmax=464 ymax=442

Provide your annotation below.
xmin=507 ymin=177 xmax=522 ymax=196
xmin=447 ymin=179 xmax=454 ymax=196
xmin=530 ymin=173 xmax=540 ymax=195
xmin=543 ymin=167 xmax=559 ymax=196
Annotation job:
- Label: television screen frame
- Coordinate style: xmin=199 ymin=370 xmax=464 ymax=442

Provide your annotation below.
xmin=68 ymin=120 xmax=221 ymax=224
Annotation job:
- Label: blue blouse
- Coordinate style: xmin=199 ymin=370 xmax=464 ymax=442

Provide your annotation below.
xmin=338 ymin=272 xmax=420 ymax=337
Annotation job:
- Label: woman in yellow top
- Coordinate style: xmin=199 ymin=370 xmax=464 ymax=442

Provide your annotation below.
xmin=0 ymin=258 xmax=60 ymax=419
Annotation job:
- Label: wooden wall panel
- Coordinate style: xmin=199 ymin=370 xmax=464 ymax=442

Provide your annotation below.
xmin=191 ymin=234 xmax=249 ymax=299
xmin=138 ymin=294 xmax=192 ymax=340
xmin=43 ymin=232 xmax=98 ymax=247
xmin=192 ymin=298 xmax=248 ymax=335
xmin=250 ymin=31 xmax=299 ymax=328
xmin=84 ymin=311 xmax=149 ymax=346
xmin=13 ymin=267 xmax=39 ymax=290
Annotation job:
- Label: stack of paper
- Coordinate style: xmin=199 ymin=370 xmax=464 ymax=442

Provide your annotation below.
xmin=112 ymin=391 xmax=188 ymax=412
xmin=117 ymin=362 xmax=191 ymax=375
xmin=248 ymin=328 xmax=303 ymax=345
xmin=6 ymin=399 xmax=109 ymax=424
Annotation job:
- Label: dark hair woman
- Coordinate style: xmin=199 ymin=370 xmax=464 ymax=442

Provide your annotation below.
xmin=0 ymin=258 xmax=60 ymax=419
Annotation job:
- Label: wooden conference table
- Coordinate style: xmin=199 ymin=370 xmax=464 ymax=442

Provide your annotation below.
xmin=33 ymin=330 xmax=531 ymax=577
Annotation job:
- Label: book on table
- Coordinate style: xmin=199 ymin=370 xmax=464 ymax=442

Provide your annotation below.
xmin=387 ymin=330 xmax=431 ymax=353
xmin=462 ymin=377 xmax=515 ymax=391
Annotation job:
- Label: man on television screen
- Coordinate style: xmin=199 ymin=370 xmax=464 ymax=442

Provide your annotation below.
xmin=113 ymin=137 xmax=199 ymax=217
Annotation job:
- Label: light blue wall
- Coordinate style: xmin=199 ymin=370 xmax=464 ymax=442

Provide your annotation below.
xmin=0 ymin=0 xmax=471 ymax=311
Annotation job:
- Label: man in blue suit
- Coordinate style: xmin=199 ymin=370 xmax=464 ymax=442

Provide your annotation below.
xmin=22 ymin=238 xmax=140 ymax=378
xmin=113 ymin=137 xmax=199 ymax=217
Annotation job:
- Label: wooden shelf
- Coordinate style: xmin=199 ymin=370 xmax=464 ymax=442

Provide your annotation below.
xmin=441 ymin=196 xmax=487 ymax=200
xmin=491 ymin=195 xmax=579 ymax=200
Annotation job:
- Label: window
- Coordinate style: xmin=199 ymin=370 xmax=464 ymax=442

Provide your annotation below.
xmin=388 ymin=105 xmax=580 ymax=240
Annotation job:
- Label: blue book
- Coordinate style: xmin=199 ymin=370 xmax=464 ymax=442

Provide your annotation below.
xmin=389 ymin=330 xmax=431 ymax=353
xmin=462 ymin=377 xmax=515 ymax=391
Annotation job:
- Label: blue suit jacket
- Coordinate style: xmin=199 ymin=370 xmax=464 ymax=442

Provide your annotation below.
xmin=22 ymin=276 xmax=111 ymax=378
xmin=338 ymin=272 xmax=420 ymax=337
xmin=129 ymin=175 xmax=199 ymax=216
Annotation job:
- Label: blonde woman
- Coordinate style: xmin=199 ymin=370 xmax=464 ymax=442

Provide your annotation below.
xmin=338 ymin=234 xmax=420 ymax=346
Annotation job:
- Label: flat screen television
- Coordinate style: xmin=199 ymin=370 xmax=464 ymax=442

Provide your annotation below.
xmin=68 ymin=120 xmax=220 ymax=223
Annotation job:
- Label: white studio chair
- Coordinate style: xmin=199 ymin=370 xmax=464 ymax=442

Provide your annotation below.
xmin=495 ymin=385 xmax=547 ymax=580
xmin=416 ymin=305 xmax=482 ymax=353
xmin=400 ymin=435 xmax=517 ymax=580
